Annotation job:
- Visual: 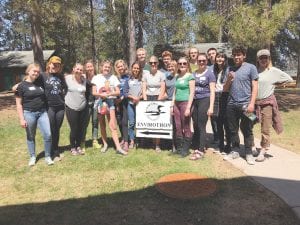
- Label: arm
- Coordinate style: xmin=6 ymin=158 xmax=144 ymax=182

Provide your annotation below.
xmin=223 ymin=71 xmax=234 ymax=92
xmin=12 ymin=83 xmax=20 ymax=93
xmin=158 ymin=81 xmax=166 ymax=100
xmin=248 ymin=79 xmax=258 ymax=113
xmin=208 ymin=82 xmax=215 ymax=116
xmin=16 ymin=97 xmax=27 ymax=128
xmin=184 ymin=79 xmax=195 ymax=117
xmin=142 ymin=81 xmax=147 ymax=100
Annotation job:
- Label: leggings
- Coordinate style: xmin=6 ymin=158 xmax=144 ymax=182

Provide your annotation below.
xmin=117 ymin=99 xmax=129 ymax=142
xmin=47 ymin=105 xmax=65 ymax=155
xmin=192 ymin=97 xmax=210 ymax=151
xmin=66 ymin=106 xmax=89 ymax=148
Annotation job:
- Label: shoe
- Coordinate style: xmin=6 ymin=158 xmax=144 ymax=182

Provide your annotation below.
xmin=223 ymin=151 xmax=240 ymax=161
xmin=93 ymin=140 xmax=101 ymax=149
xmin=28 ymin=156 xmax=36 ymax=166
xmin=129 ymin=141 xmax=135 ymax=149
xmin=256 ymin=149 xmax=266 ymax=162
xmin=80 ymin=142 xmax=86 ymax=154
xmin=252 ymin=146 xmax=259 ymax=157
xmin=189 ymin=150 xmax=204 ymax=160
xmin=116 ymin=148 xmax=128 ymax=155
xmin=53 ymin=150 xmax=62 ymax=162
xmin=70 ymin=148 xmax=79 ymax=156
xmin=123 ymin=142 xmax=129 ymax=152
xmin=77 ymin=147 xmax=85 ymax=155
xmin=155 ymin=146 xmax=161 ymax=153
xmin=100 ymin=143 xmax=108 ymax=153
xmin=246 ymin=154 xmax=255 ymax=165
xmin=45 ymin=157 xmax=54 ymax=165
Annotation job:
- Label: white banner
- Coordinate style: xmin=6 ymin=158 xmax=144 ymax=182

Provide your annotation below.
xmin=136 ymin=100 xmax=173 ymax=139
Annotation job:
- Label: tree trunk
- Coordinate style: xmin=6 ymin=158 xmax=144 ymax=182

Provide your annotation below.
xmin=30 ymin=0 xmax=44 ymax=70
xmin=89 ymin=0 xmax=96 ymax=62
xmin=296 ymin=53 xmax=300 ymax=88
xmin=128 ymin=0 xmax=136 ymax=66
xmin=136 ymin=0 xmax=144 ymax=48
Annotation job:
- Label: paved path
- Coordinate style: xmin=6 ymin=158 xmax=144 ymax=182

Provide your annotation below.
xmin=206 ymin=123 xmax=300 ymax=219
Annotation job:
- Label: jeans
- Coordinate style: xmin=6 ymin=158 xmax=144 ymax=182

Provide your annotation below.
xmin=82 ymin=103 xmax=99 ymax=142
xmin=128 ymin=103 xmax=136 ymax=141
xmin=66 ymin=106 xmax=89 ymax=148
xmin=192 ymin=97 xmax=210 ymax=151
xmin=226 ymin=104 xmax=254 ymax=154
xmin=174 ymin=101 xmax=192 ymax=138
xmin=23 ymin=110 xmax=52 ymax=158
xmin=47 ymin=106 xmax=65 ymax=155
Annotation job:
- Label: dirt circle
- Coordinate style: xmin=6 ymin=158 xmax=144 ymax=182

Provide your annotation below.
xmin=155 ymin=173 xmax=217 ymax=200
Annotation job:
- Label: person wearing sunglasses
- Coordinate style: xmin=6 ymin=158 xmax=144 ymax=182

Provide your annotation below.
xmin=171 ymin=57 xmax=195 ymax=157
xmin=142 ymin=56 xmax=166 ymax=152
xmin=254 ymin=49 xmax=292 ymax=162
xmin=190 ymin=53 xmax=216 ymax=160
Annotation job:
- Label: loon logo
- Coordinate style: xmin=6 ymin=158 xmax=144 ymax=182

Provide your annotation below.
xmin=145 ymin=102 xmax=165 ymax=121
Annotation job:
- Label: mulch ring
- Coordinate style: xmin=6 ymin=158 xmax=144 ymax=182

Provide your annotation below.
xmin=155 ymin=173 xmax=217 ymax=200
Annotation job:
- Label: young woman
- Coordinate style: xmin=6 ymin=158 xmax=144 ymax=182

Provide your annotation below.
xmin=65 ymin=63 xmax=89 ymax=156
xmin=171 ymin=57 xmax=195 ymax=157
xmin=142 ymin=56 xmax=166 ymax=152
xmin=124 ymin=62 xmax=143 ymax=149
xmin=190 ymin=53 xmax=216 ymax=160
xmin=114 ymin=60 xmax=130 ymax=151
xmin=92 ymin=60 xmax=127 ymax=155
xmin=15 ymin=63 xmax=54 ymax=166
xmin=255 ymin=49 xmax=293 ymax=162
xmin=212 ymin=53 xmax=231 ymax=154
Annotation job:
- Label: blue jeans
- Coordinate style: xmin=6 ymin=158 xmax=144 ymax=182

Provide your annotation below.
xmin=23 ymin=110 xmax=52 ymax=158
xmin=127 ymin=103 xmax=136 ymax=141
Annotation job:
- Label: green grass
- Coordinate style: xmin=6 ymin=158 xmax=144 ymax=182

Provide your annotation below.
xmin=0 ymin=108 xmax=299 ymax=225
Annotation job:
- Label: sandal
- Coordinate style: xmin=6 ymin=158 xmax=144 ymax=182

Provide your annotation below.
xmin=189 ymin=150 xmax=204 ymax=160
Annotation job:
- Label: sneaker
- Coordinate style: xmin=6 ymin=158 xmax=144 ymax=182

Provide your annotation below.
xmin=70 ymin=148 xmax=79 ymax=156
xmin=256 ymin=149 xmax=266 ymax=162
xmin=223 ymin=151 xmax=240 ymax=161
xmin=80 ymin=142 xmax=86 ymax=154
xmin=45 ymin=157 xmax=54 ymax=165
xmin=116 ymin=148 xmax=128 ymax=155
xmin=100 ymin=143 xmax=108 ymax=153
xmin=246 ymin=154 xmax=255 ymax=165
xmin=252 ymin=146 xmax=259 ymax=157
xmin=155 ymin=146 xmax=161 ymax=153
xmin=77 ymin=147 xmax=85 ymax=155
xmin=28 ymin=156 xmax=36 ymax=166
xmin=93 ymin=140 xmax=102 ymax=149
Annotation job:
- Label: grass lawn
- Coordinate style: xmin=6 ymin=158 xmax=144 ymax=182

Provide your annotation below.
xmin=0 ymin=93 xmax=299 ymax=225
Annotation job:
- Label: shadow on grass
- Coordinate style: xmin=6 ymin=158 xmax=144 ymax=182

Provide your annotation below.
xmin=0 ymin=176 xmax=299 ymax=225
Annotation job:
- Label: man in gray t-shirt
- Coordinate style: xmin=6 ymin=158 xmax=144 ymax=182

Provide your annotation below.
xmin=223 ymin=46 xmax=258 ymax=165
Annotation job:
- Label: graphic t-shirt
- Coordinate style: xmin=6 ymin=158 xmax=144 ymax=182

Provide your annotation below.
xmin=16 ymin=81 xmax=46 ymax=111
xmin=91 ymin=74 xmax=120 ymax=99
xmin=175 ymin=73 xmax=194 ymax=102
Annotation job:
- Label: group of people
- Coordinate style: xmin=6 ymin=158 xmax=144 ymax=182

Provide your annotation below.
xmin=15 ymin=45 xmax=293 ymax=166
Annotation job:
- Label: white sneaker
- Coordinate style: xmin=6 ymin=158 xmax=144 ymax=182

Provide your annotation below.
xmin=45 ymin=157 xmax=54 ymax=165
xmin=223 ymin=151 xmax=240 ymax=161
xmin=256 ymin=149 xmax=266 ymax=162
xmin=28 ymin=156 xmax=36 ymax=166
xmin=246 ymin=154 xmax=255 ymax=165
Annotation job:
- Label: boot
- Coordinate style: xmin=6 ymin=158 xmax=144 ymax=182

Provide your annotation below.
xmin=181 ymin=137 xmax=192 ymax=157
xmin=175 ymin=137 xmax=184 ymax=155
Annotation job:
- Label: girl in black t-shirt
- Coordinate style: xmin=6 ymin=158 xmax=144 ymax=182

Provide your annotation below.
xmin=15 ymin=63 xmax=54 ymax=166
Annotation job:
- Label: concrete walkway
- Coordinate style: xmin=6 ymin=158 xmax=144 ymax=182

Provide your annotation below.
xmin=206 ymin=123 xmax=300 ymax=219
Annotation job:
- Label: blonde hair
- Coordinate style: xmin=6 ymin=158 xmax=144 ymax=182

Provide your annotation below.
xmin=25 ymin=63 xmax=40 ymax=75
xmin=98 ymin=60 xmax=113 ymax=74
xmin=114 ymin=59 xmax=129 ymax=77
xmin=256 ymin=56 xmax=273 ymax=71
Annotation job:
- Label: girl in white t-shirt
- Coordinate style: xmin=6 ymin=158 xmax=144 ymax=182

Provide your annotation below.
xmin=92 ymin=60 xmax=127 ymax=155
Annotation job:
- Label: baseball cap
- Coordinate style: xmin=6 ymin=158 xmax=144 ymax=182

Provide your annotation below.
xmin=257 ymin=49 xmax=270 ymax=58
xmin=48 ymin=56 xmax=62 ymax=64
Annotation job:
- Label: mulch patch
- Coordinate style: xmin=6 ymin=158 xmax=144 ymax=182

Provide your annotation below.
xmin=155 ymin=173 xmax=217 ymax=200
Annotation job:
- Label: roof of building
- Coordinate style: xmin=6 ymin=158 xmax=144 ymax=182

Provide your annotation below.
xmin=0 ymin=50 xmax=55 ymax=68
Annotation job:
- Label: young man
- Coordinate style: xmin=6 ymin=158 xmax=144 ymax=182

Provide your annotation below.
xmin=159 ymin=50 xmax=172 ymax=73
xmin=223 ymin=46 xmax=258 ymax=165
xmin=207 ymin=47 xmax=217 ymax=66
xmin=188 ymin=47 xmax=199 ymax=72
xmin=136 ymin=48 xmax=150 ymax=72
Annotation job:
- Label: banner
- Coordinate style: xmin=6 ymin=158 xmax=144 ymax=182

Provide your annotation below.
xmin=136 ymin=100 xmax=173 ymax=139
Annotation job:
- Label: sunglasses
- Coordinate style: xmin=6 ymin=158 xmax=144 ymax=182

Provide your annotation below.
xmin=259 ymin=55 xmax=269 ymax=60
xmin=149 ymin=62 xmax=158 ymax=65
xmin=178 ymin=62 xmax=187 ymax=66
xmin=198 ymin=60 xmax=207 ymax=63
